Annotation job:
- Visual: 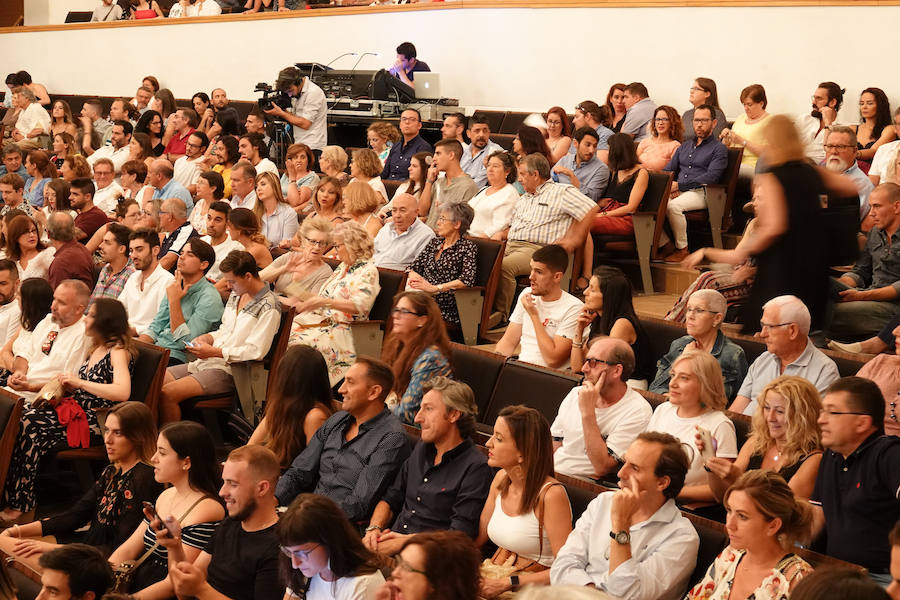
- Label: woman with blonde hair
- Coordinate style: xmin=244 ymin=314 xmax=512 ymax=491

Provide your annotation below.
xmin=254 ymin=171 xmax=298 ymax=248
xmin=310 ymin=176 xmax=345 ymax=225
xmin=350 ymin=148 xmax=389 ymax=203
xmin=702 ymin=375 xmax=822 ymax=502
xmin=367 ymin=121 xmax=400 ymax=165
xmin=319 ymin=145 xmax=350 ymax=186
xmin=342 ymin=181 xmax=382 ymax=239
xmin=686 ymin=470 xmax=813 ymax=600
xmin=260 ymin=215 xmax=334 ymax=297
xmin=646 ymin=349 xmax=738 ymax=502
xmin=48 ymin=100 xmax=78 ymax=140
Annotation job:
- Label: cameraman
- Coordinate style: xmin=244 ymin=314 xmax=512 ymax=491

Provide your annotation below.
xmin=264 ymin=67 xmax=327 ymax=162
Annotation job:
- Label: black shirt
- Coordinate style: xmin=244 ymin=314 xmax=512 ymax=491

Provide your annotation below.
xmin=810 ymin=433 xmax=900 ymax=571
xmin=382 ymin=438 xmax=492 ymax=539
xmin=381 ymin=135 xmax=433 ymax=181
xmin=204 ymin=517 xmax=283 ymax=600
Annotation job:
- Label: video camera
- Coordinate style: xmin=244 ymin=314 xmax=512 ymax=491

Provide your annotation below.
xmin=255 ymin=83 xmax=292 ymax=112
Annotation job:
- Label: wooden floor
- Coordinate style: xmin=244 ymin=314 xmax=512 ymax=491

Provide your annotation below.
xmin=634 ymin=293 xmax=679 ymax=320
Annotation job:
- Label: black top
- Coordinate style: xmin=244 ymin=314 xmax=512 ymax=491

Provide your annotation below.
xmin=810 ymin=433 xmax=900 ymax=571
xmin=409 ymin=236 xmax=478 ymax=324
xmin=382 ymin=438 xmax=492 ymax=539
xmin=746 ymin=451 xmax=819 ymax=485
xmin=605 ymin=170 xmax=641 ymax=206
xmin=742 ymin=160 xmax=827 ymax=332
xmin=592 ymin=314 xmax=654 ymax=382
xmin=41 ymin=462 xmax=163 ymax=556
xmin=205 ymin=518 xmax=283 ymax=600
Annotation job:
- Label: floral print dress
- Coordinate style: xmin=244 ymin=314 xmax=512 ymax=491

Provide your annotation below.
xmin=288 ymin=259 xmax=380 ymax=386
xmin=685 ymin=547 xmax=812 ymax=600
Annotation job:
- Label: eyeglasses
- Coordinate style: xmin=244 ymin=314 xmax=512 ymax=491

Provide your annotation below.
xmin=583 ymin=357 xmax=619 ymax=369
xmin=818 ymin=408 xmax=869 ymax=418
xmin=279 ymin=544 xmax=320 ymax=561
xmin=399 ymin=116 xmax=419 ymax=123
xmin=692 ymin=118 xmax=713 ymax=123
xmin=654 ymin=117 xmax=670 ymax=122
xmin=392 ymin=307 xmax=422 ymax=317
xmin=304 ymin=236 xmax=329 ymax=247
xmin=685 ymin=307 xmax=717 ymax=316
xmin=689 ymin=86 xmax=706 ymax=93
xmin=823 ymin=144 xmax=855 ymax=151
xmin=436 ymin=215 xmax=457 ymax=223
xmin=393 ymin=554 xmax=427 ymax=576
xmin=759 ymin=321 xmax=792 ymax=330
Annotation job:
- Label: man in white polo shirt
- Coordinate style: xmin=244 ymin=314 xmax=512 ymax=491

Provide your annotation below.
xmin=119 ymin=228 xmax=174 ymax=336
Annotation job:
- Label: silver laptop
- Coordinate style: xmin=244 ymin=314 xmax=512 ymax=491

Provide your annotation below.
xmin=416 ymin=73 xmax=441 ymax=100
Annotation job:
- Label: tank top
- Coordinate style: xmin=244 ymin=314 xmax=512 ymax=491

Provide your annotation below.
xmin=747 ymin=451 xmax=819 ymax=484
xmin=486 ymin=481 xmax=558 ymax=567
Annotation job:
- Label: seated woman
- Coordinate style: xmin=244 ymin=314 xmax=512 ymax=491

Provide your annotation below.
xmin=6 ymin=214 xmax=55 ymax=280
xmin=279 ymin=493 xmax=384 ymax=599
xmin=227 ymin=207 xmax=273 ymax=269
xmin=407 ymin=202 xmax=477 ymax=331
xmin=379 ymin=152 xmax=430 ymax=218
xmin=260 ymin=215 xmax=334 ymax=298
xmin=24 ymin=150 xmax=57 ymax=209
xmin=48 ymin=100 xmax=78 ymax=141
xmin=168 ymin=0 xmax=221 ymax=16
xmin=342 ymin=181 xmax=383 ymax=240
xmin=571 ymin=266 xmax=654 ymax=387
xmin=130 ymin=0 xmax=164 ymax=19
xmin=685 ymin=470 xmax=813 ymax=600
xmin=636 ymin=105 xmax=682 ymax=170
xmin=513 ymin=125 xmax=553 ymax=165
xmin=645 ymin=349 xmax=738 ymax=503
xmin=350 ymin=148 xmax=389 ymax=204
xmin=189 ymin=171 xmax=225 ymax=236
xmin=50 ymin=132 xmax=77 ymax=171
xmin=702 ymin=375 xmax=823 ymax=502
xmin=0 ymin=402 xmax=161 ymax=565
xmin=682 ymin=77 xmax=728 ymax=141
xmin=281 ymin=143 xmax=319 ymax=213
xmin=379 ymin=530 xmax=482 ymax=600
xmin=720 ymin=84 xmax=772 ymax=177
xmin=0 ymin=277 xmax=53 ymax=374
xmin=0 ymin=298 xmax=137 ymax=524
xmin=319 ymin=145 xmax=350 ymax=187
xmin=108 ymin=421 xmax=224 ymax=598
xmin=128 ymin=133 xmax=156 ymax=171
xmin=468 ymin=151 xmax=519 ymax=240
xmin=649 ymin=289 xmax=748 ymax=402
xmin=606 ymin=83 xmax=627 ymax=133
xmin=310 ymin=176 xmax=346 ymax=225
xmin=853 ymin=87 xmax=896 ymax=173
xmin=192 ymin=92 xmax=211 ymax=131
xmin=35 ymin=178 xmax=74 ymax=240
xmin=381 ymin=292 xmax=453 ymax=425
xmin=544 ymin=106 xmax=572 ymax=164
xmin=60 ymin=154 xmax=91 ymax=182
xmin=211 ymin=136 xmax=240 ymax=199
xmin=287 ymin=221 xmax=379 ymax=386
xmin=591 ymin=133 xmax=649 ymax=236
xmin=249 ymin=346 xmax=333 ymax=470
xmin=367 ymin=121 xmax=400 ymax=166
xmin=134 ymin=110 xmax=165 ymax=157
xmin=119 ymin=159 xmax=155 ymax=206
xmin=255 ymin=172 xmax=299 ymax=249
xmin=476 ymin=405 xmax=572 ymax=599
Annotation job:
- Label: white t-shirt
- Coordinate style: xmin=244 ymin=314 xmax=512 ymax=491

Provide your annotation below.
xmin=870 ymin=139 xmax=900 ymax=182
xmin=289 ymin=571 xmax=384 ymax=600
xmin=0 ymin=301 xmax=21 ymax=348
xmin=510 ymin=287 xmax=583 ymax=369
xmin=12 ymin=314 xmax=87 ymax=401
xmin=289 ymin=78 xmax=328 ymax=151
xmin=254 ymin=158 xmax=280 ymax=178
xmin=118 ymin=264 xmax=174 ymax=336
xmin=201 ymin=234 xmax=245 ymax=281
xmin=173 ymin=155 xmax=205 ymax=190
xmin=93 ymin=181 xmax=124 ymax=215
xmin=551 ymin=386 xmax=653 ymax=478
xmin=646 ymin=401 xmax=738 ymax=486
xmin=469 ymin=184 xmax=520 ymax=238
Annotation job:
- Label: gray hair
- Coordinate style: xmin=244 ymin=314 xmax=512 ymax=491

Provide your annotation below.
xmin=162 ymin=198 xmax=187 ymax=220
xmin=763 ymin=295 xmax=811 ymax=336
xmin=826 ymin=125 xmax=857 ymax=147
xmin=299 ymin=214 xmax=334 ymax=241
xmin=13 ymin=87 xmax=36 ymax=103
xmin=334 ymin=220 xmax=374 ymax=262
xmin=440 ymin=201 xmax=475 ymax=236
xmin=689 ymin=289 xmax=727 ymax=315
xmin=48 ymin=211 xmax=75 ymax=242
xmin=522 ymin=153 xmax=551 ymax=180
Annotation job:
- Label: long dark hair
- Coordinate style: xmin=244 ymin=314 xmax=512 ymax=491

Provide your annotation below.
xmin=5 ymin=215 xmax=46 ymax=261
xmin=860 ymin=87 xmax=892 ymax=136
xmin=89 ymin=298 xmax=137 ymax=359
xmin=495 ymin=405 xmax=554 ymax=515
xmin=403 ymin=151 xmax=431 ymax=196
xmin=135 ymin=110 xmax=163 ymax=142
xmin=19 ymin=277 xmax=53 ymax=331
xmin=516 ymin=125 xmax=552 ymax=164
xmin=217 ymin=136 xmax=240 ymax=167
xmin=159 ymin=422 xmax=223 ymax=502
xmin=277 ymin=494 xmax=380 ymax=594
xmin=590 ymin=266 xmax=639 ymax=337
xmin=381 ymin=292 xmax=452 ymax=397
xmin=263 ymin=346 xmax=334 ymax=468
xmin=106 ymin=401 xmax=157 ymax=465
xmin=607 ymin=133 xmax=640 ymax=173
xmin=400 ymin=531 xmax=481 ymax=600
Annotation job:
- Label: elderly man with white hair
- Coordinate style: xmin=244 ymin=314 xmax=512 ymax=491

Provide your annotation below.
xmin=649 ymin=289 xmax=748 ymax=401
xmin=823 ymin=126 xmax=874 ymax=221
xmin=730 ymin=295 xmax=839 ymax=415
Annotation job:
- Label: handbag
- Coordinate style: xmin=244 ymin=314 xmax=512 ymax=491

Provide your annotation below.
xmin=110 ymin=496 xmax=207 ymax=593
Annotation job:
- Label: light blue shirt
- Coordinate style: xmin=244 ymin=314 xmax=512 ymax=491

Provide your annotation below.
xmin=373 ymin=219 xmax=435 ymax=271
xmin=145 ymin=277 xmax=224 ymax=364
xmin=154 ymin=178 xmax=194 ymax=212
xmin=260 ymin=202 xmax=299 ymax=247
xmin=569 ymin=125 xmax=614 ymax=154
xmin=460 ymin=140 xmax=504 ymax=187
xmin=844 ymin=162 xmax=875 ymax=218
xmin=553 ymin=153 xmax=609 ymax=201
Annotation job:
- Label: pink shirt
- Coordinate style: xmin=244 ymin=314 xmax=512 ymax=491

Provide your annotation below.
xmin=637 ymin=139 xmax=681 ymax=171
xmin=856 ymin=353 xmax=900 ymax=437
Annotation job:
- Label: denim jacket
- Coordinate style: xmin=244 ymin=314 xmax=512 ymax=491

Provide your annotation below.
xmin=649 ymin=331 xmax=748 ymax=402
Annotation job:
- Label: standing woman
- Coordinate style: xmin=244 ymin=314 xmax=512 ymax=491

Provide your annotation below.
xmin=476 ymin=405 xmax=572 ymax=598
xmin=48 ymin=100 xmax=78 ymax=140
xmin=682 ymin=77 xmax=727 ymax=141
xmin=255 ymin=171 xmax=299 ymax=249
xmin=606 ymin=83 xmax=628 ymax=132
xmin=467 ymin=151 xmax=519 ymax=240
xmin=637 ymin=106 xmax=683 ymax=170
xmin=0 ymin=298 xmax=137 ymax=524
xmin=23 ymin=150 xmax=57 ymax=209
xmin=135 ymin=110 xmax=165 ymax=157
xmin=544 ymin=106 xmax=572 ymax=163
xmin=853 ymin=87 xmax=896 ymax=173
xmin=282 ymin=143 xmax=320 ymax=213
xmin=380 ymin=292 xmax=453 ymax=425
xmin=720 ymin=84 xmax=772 ymax=177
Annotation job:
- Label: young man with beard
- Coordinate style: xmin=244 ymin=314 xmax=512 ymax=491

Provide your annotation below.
xmin=88 ymin=222 xmax=134 ymax=306
xmin=119 ymin=228 xmax=174 ymax=336
xmin=460 ymin=113 xmax=503 ymax=187
xmin=173 ymin=131 xmax=209 ymax=195
xmin=0 ymin=259 xmax=20 ymax=346
xmin=202 ymin=201 xmax=245 ymax=281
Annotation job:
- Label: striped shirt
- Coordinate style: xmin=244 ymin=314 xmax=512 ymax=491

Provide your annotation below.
xmin=508 ymin=181 xmax=595 ymax=245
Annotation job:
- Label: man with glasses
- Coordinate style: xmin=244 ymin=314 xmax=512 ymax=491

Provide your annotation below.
xmin=797 ymin=82 xmax=843 ymax=164
xmin=659 ymin=104 xmax=729 ymax=263
xmin=381 ymin=109 xmax=433 ymax=181
xmin=823 ymin=125 xmax=874 ymax=222
xmin=869 ymin=107 xmax=900 ymax=187
xmin=90 ymin=158 xmax=124 ymax=216
xmin=810 ymin=376 xmax=900 ymax=586
xmin=731 ymin=295 xmax=838 ymax=415
xmin=550 ymin=337 xmax=651 ymax=480
xmin=173 ymin=131 xmax=209 ymax=195
xmin=163 ymin=107 xmax=198 ymax=164
xmin=649 ymin=289 xmax=747 ymax=401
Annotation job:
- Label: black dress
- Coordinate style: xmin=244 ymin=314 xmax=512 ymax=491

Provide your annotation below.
xmin=741 ymin=160 xmax=827 ymax=333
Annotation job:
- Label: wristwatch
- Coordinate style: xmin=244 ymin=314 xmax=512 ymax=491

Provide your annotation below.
xmin=364 ymin=524 xmax=383 ymax=533
xmin=610 ymin=530 xmax=631 ymax=545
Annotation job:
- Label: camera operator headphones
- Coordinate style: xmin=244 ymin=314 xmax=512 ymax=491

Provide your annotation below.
xmin=276 ymin=67 xmax=304 ymax=95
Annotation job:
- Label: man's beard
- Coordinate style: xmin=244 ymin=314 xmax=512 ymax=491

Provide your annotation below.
xmin=825 ymin=156 xmax=850 ymax=173
xmin=231 ymin=496 xmax=257 ymax=522
xmin=810 ymin=109 xmax=822 ymax=120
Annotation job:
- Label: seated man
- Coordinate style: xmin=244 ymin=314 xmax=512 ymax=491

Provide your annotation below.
xmin=238 ymin=132 xmax=279 ymax=177
xmin=229 ymin=162 xmax=258 ymax=210
xmin=389 ymin=41 xmax=430 ymax=89
xmin=202 ymin=201 xmax=245 ymax=281
xmin=418 ymin=139 xmax=478 ymax=227
xmin=159 ymin=445 xmax=283 ymax=600
xmin=90 ymin=158 xmax=124 ymax=216
xmin=796 ymin=82 xmax=842 ymax=164
xmin=381 ymin=109 xmax=433 ymax=181
xmin=553 ymin=126 xmax=609 ymax=201
xmin=491 ymin=153 xmax=597 ymax=325
xmin=138 ymin=237 xmax=225 ymax=366
xmin=244 ymin=110 xmax=271 ymax=149
xmin=69 ymin=177 xmax=109 ymax=242
xmin=810 ymin=377 xmax=900 ymax=586
xmin=173 ymin=131 xmax=209 ymax=196
xmin=8 ymin=279 xmax=89 ymax=401
xmin=276 ymin=357 xmax=411 ymax=522
xmin=37 ymin=544 xmax=113 ymax=600
xmin=823 ymin=125 xmax=874 ymax=223
xmin=162 ymin=107 xmax=198 ymax=164
xmin=496 ymin=244 xmax=583 ymax=369
xmin=10 ymin=86 xmax=51 ymax=149
xmin=572 ymin=101 xmax=614 ymax=162
xmin=460 ymin=113 xmax=504 ymax=187
xmin=158 ymin=250 xmax=280 ymax=423
xmin=550 ymin=432 xmax=700 ymax=600
xmin=88 ymin=222 xmax=135 ymax=306
xmin=0 ymin=172 xmax=34 ymax=218
xmin=149 ymin=158 xmax=193 ymax=212
xmin=158 ymin=198 xmax=199 ymax=272
xmin=828 ymin=183 xmax=900 ymax=339
xmin=79 ymin=98 xmax=111 ymax=155
xmin=731 ymin=295 xmax=839 ymax=415
xmin=0 ymin=259 xmax=20 ymax=346
xmin=363 ymin=377 xmax=492 ymax=555
xmin=86 ymin=119 xmax=132 ymax=176
xmin=621 ymin=82 xmax=657 ymax=143
xmin=649 ymin=289 xmax=748 ymax=401
xmin=119 ymin=228 xmax=174 ymax=336
xmin=659 ymin=104 xmax=729 ymax=263
xmin=440 ymin=112 xmax=468 ymax=146
xmin=47 ymin=212 xmax=94 ymax=290
xmin=0 ymin=143 xmax=28 ymax=178
xmin=869 ymin=108 xmax=900 ymax=187
xmin=373 ymin=193 xmax=435 ymax=270
xmin=551 ymin=337 xmax=652 ymax=480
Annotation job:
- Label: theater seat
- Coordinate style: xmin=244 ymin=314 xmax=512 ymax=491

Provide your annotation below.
xmin=481 ymin=360 xmax=582 ymax=426
xmin=449 ymin=343 xmax=505 ymax=417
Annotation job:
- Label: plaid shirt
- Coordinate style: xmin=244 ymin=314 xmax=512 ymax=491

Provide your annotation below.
xmin=88 ymin=260 xmax=135 ymax=309
xmin=508 ymin=181 xmax=595 ymax=245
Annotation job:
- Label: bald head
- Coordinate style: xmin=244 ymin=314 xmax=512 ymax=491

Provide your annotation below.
xmin=392 ymin=193 xmax=419 ymax=232
xmin=585 ymin=336 xmax=635 ymax=384
xmin=47 ymin=211 xmax=76 ymax=243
